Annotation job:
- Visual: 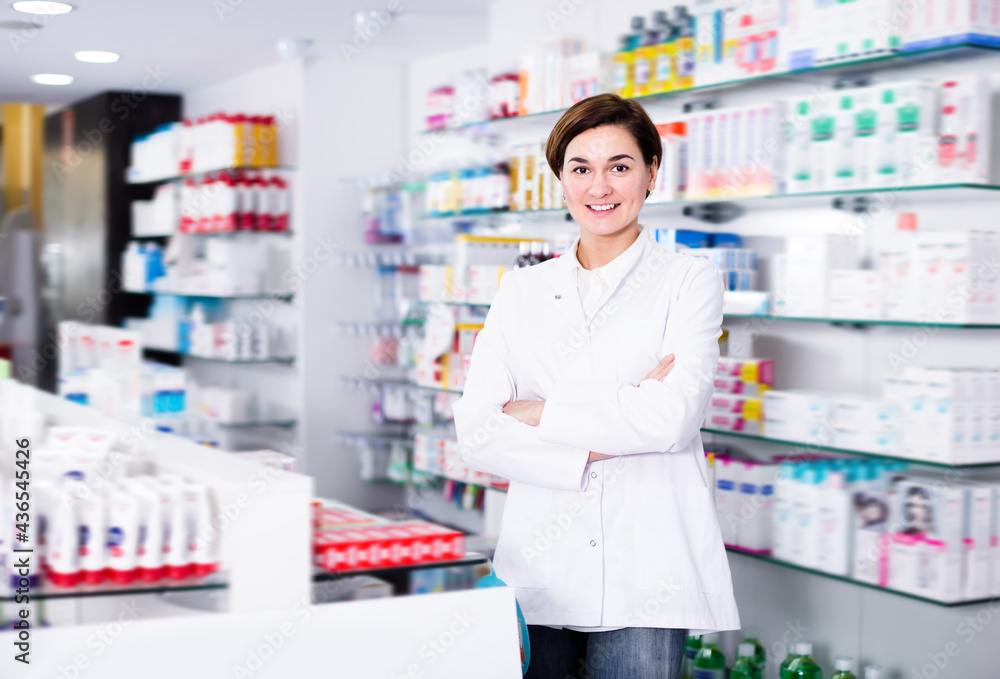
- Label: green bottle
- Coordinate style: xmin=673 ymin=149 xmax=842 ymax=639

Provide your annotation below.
xmin=693 ymin=633 xmax=726 ymax=679
xmin=779 ymin=643 xmax=801 ymax=676
xmin=731 ymin=643 xmax=762 ymax=679
xmin=682 ymin=635 xmax=702 ymax=679
xmin=780 ymin=642 xmax=823 ymax=679
xmin=832 ymin=655 xmax=858 ymax=679
xmin=743 ymin=626 xmax=767 ymax=674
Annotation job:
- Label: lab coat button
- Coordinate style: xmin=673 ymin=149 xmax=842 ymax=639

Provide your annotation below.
xmin=590 ymin=471 xmax=597 ymax=478
xmin=590 ymin=540 xmax=597 ymax=547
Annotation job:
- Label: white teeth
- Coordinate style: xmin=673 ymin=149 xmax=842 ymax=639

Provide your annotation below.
xmin=589 ymin=204 xmax=617 ymax=211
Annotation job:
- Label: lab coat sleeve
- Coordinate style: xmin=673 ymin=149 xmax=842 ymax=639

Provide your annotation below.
xmin=536 ymin=258 xmax=723 ymax=455
xmin=451 ymin=275 xmax=593 ymax=492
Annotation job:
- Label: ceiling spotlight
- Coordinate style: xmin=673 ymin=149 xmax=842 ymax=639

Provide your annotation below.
xmin=275 ymin=38 xmax=312 ymax=62
xmin=12 ymin=1 xmax=75 ymax=14
xmin=75 ymin=50 xmax=119 ymax=63
xmin=31 ymin=73 xmax=73 ymax=85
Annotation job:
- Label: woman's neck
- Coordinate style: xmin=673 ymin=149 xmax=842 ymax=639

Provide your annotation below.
xmin=576 ymin=222 xmax=641 ymax=271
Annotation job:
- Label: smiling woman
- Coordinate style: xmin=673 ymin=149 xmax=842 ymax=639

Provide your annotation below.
xmin=451 ymin=91 xmax=737 ymax=679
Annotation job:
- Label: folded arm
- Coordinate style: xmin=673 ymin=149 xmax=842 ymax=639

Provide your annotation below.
xmin=535 ymin=259 xmax=723 ymax=455
xmin=451 ymin=275 xmax=593 ymax=492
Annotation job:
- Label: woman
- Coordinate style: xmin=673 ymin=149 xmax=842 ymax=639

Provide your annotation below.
xmin=452 ymin=93 xmax=740 ymax=679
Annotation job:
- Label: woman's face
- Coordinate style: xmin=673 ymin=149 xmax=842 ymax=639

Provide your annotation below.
xmin=561 ymin=124 xmax=657 ymax=239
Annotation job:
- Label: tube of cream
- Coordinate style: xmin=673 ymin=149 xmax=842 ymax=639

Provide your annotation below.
xmin=106 ymin=488 xmax=139 ymax=584
xmin=46 ymin=483 xmax=80 ymax=588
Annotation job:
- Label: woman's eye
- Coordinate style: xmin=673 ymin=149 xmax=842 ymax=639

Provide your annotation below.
xmin=612 ymin=164 xmax=629 ymax=173
xmin=572 ymin=166 xmax=589 ymax=174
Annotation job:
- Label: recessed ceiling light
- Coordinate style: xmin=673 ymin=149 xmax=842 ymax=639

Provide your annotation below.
xmin=75 ymin=50 xmax=119 ymax=63
xmin=31 ymin=73 xmax=73 ymax=85
xmin=12 ymin=1 xmax=74 ymax=14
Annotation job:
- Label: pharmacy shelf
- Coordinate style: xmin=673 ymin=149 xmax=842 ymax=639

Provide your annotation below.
xmin=144 ymin=347 xmax=296 ymax=365
xmin=127 ymin=290 xmax=294 ymax=302
xmin=701 ymin=427 xmax=1000 ymax=469
xmin=723 ymin=314 xmax=1000 ymax=329
xmin=126 ymin=165 xmax=296 ymax=185
xmin=418 ymin=184 xmax=1000 ymax=221
xmin=132 ymin=231 xmax=294 ymax=239
xmin=422 ymin=41 xmax=1000 ymax=135
xmin=726 ymin=547 xmax=993 ymax=608
xmin=426 ymin=302 xmax=1000 ymax=329
xmin=0 ymin=573 xmax=227 ymax=602
xmin=312 ymin=553 xmax=489 ymax=582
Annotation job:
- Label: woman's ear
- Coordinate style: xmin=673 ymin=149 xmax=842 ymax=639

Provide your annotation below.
xmin=646 ymin=155 xmax=659 ymax=199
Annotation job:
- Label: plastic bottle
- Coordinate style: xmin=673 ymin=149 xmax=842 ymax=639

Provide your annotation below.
xmin=864 ymin=664 xmax=882 ymax=679
xmin=832 ymin=655 xmax=858 ymax=679
xmin=527 ymin=241 xmax=542 ymax=267
xmin=515 ymin=241 xmax=531 ymax=269
xmin=682 ymin=635 xmax=702 ymax=679
xmin=652 ymin=10 xmax=675 ymax=94
xmin=693 ymin=633 xmax=726 ymax=679
xmin=779 ymin=643 xmax=801 ymax=677
xmin=743 ymin=627 xmax=767 ymax=674
xmin=780 ymin=642 xmax=822 ymax=679
xmin=731 ymin=643 xmax=761 ymax=679
xmin=672 ymin=6 xmax=695 ymax=89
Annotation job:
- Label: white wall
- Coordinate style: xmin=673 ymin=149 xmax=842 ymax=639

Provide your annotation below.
xmin=298 ymin=53 xmax=408 ymax=510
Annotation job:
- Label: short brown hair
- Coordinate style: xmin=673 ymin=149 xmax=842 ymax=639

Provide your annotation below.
xmin=545 ymin=93 xmax=662 ymax=179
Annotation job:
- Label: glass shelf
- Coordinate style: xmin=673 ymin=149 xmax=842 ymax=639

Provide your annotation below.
xmin=127 ymin=290 xmax=294 ymax=302
xmin=412 ymin=384 xmax=465 ymax=395
xmin=421 ymin=42 xmax=1000 ymax=135
xmin=724 ymin=314 xmax=1000 ymax=329
xmin=727 ymin=547 xmax=994 ymax=607
xmin=143 ymin=347 xmax=296 ymax=365
xmin=701 ymin=427 xmax=1000 ymax=469
xmin=312 ymin=553 xmax=489 ymax=581
xmin=418 ymin=184 xmax=1000 ymax=221
xmin=0 ymin=573 xmax=227 ymax=601
xmin=127 ymin=166 xmax=296 ymax=185
xmin=132 ymin=231 xmax=293 ymax=239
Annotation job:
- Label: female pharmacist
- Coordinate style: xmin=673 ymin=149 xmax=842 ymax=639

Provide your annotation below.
xmin=452 ymin=93 xmax=739 ymax=678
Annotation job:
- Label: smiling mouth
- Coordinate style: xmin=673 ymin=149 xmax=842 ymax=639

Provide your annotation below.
xmin=587 ymin=203 xmax=620 ymax=214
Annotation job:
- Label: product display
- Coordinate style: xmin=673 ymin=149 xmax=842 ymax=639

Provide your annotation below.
xmin=313 ymin=501 xmax=466 ymax=573
xmin=127 ymin=113 xmax=280 ymax=182
xmin=0 ymin=420 xmax=220 ymax=593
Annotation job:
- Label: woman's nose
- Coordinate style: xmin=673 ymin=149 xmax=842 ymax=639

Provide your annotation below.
xmin=588 ymin=172 xmax=611 ymax=197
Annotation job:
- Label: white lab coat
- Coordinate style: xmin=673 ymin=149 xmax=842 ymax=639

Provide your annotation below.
xmin=451 ymin=227 xmax=741 ymax=633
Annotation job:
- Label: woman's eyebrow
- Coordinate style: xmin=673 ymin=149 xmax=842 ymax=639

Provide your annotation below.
xmin=608 ymin=154 xmax=635 ymax=162
xmin=567 ymin=156 xmax=590 ymax=164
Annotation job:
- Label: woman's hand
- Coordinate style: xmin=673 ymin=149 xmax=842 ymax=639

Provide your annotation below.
xmin=642 ymin=353 xmax=675 ymax=383
xmin=502 ymin=400 xmax=545 ymax=427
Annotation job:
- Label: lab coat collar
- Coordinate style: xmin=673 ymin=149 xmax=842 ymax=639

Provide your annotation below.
xmin=546 ymin=225 xmax=653 ymax=328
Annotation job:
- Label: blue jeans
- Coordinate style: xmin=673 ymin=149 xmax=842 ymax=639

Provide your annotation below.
xmin=524 ymin=625 xmax=687 ymax=679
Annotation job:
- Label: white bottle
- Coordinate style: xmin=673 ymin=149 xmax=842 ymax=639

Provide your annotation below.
xmin=787 ymin=101 xmax=814 ymax=193
xmin=106 ymin=489 xmax=139 ymax=583
xmin=75 ymin=483 xmax=107 ymax=584
xmin=790 ymin=465 xmax=821 ymax=567
xmin=772 ymin=463 xmax=797 ymax=561
xmin=816 ymin=469 xmax=852 ymax=575
xmin=46 ymin=483 xmax=80 ymax=587
xmin=189 ymin=483 xmax=218 ymax=578
xmin=865 ymin=664 xmax=883 ymax=679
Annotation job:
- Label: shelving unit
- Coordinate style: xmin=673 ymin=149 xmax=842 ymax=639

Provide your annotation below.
xmin=701 ymin=428 xmax=1000 ymax=469
xmin=126 ymin=165 xmax=296 ymax=185
xmin=0 ymin=574 xmax=228 ymax=602
xmin=420 ymin=42 xmax=1000 ymax=136
xmin=726 ymin=548 xmax=994 ymax=608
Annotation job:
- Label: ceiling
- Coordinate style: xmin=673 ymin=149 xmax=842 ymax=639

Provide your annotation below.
xmin=0 ymin=0 xmax=490 ymax=107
